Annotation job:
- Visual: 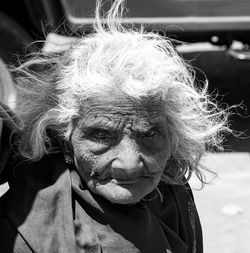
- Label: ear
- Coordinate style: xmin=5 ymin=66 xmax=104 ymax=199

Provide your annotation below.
xmin=56 ymin=137 xmax=74 ymax=165
xmin=63 ymin=140 xmax=73 ymax=155
xmin=63 ymin=141 xmax=75 ymax=166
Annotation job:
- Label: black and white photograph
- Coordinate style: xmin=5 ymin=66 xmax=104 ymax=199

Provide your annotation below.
xmin=0 ymin=1 xmax=249 ymax=252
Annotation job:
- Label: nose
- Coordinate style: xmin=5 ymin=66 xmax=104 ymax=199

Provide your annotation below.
xmin=111 ymin=139 xmax=144 ymax=177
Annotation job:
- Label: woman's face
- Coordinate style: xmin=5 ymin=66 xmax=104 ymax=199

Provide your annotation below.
xmin=70 ymin=91 xmax=171 ymax=204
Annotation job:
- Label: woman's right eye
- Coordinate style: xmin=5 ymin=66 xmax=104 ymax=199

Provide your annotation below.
xmin=90 ymin=129 xmax=114 ymax=144
xmin=92 ymin=129 xmax=111 ymax=139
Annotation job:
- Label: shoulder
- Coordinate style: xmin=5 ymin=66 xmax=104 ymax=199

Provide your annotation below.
xmin=149 ymin=182 xmax=203 ymax=253
xmin=0 ymin=219 xmax=33 ymax=253
xmin=0 ymin=193 xmax=33 ymax=253
xmin=157 ymin=181 xmax=201 ymax=229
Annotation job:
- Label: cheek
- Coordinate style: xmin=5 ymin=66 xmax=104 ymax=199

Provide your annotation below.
xmin=141 ymin=138 xmax=171 ymax=172
xmin=73 ymin=141 xmax=113 ymax=175
xmin=145 ymin=149 xmax=170 ymax=173
xmin=73 ymin=143 xmax=97 ymax=173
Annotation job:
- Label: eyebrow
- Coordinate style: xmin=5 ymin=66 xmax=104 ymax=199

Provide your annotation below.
xmin=79 ymin=118 xmax=123 ymax=132
xmin=130 ymin=121 xmax=163 ymax=133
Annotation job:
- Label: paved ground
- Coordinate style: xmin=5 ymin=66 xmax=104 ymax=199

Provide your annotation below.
xmin=190 ymin=152 xmax=250 ymax=253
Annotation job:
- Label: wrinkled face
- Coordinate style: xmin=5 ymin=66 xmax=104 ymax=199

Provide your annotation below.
xmin=70 ymin=91 xmax=171 ymax=204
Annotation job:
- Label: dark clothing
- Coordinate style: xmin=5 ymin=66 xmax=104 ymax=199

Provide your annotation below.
xmin=0 ymin=103 xmax=203 ymax=253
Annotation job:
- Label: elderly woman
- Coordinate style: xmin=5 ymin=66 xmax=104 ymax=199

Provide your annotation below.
xmin=0 ymin=0 xmax=230 ymax=252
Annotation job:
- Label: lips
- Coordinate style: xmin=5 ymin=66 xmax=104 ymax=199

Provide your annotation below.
xmin=110 ymin=178 xmax=141 ymax=185
xmin=92 ymin=174 xmax=155 ymax=185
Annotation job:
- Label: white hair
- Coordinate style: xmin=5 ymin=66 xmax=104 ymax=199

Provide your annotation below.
xmin=13 ymin=0 xmax=231 ymax=184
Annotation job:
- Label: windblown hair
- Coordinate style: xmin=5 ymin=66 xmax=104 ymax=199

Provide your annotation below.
xmin=13 ymin=0 xmax=231 ymax=184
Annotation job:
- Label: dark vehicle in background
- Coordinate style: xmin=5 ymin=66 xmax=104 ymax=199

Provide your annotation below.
xmin=0 ymin=0 xmax=250 ymax=151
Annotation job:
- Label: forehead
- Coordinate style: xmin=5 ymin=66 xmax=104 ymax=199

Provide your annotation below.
xmin=78 ymin=90 xmax=165 ymax=128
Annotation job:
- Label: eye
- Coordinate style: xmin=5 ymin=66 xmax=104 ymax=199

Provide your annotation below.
xmin=137 ymin=128 xmax=157 ymax=138
xmin=90 ymin=129 xmax=114 ymax=144
xmin=144 ymin=128 xmax=156 ymax=137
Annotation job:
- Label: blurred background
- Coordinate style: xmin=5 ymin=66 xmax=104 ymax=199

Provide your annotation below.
xmin=0 ymin=1 xmax=249 ymax=252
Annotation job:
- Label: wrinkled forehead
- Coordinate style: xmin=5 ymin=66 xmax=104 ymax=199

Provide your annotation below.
xmin=78 ymin=90 xmax=165 ymax=127
xmin=81 ymin=89 xmax=163 ymax=114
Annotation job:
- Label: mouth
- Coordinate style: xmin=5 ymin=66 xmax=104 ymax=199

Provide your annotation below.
xmin=110 ymin=178 xmax=141 ymax=185
xmin=92 ymin=175 xmax=155 ymax=185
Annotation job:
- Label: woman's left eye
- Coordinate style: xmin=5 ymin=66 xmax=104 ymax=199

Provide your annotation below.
xmin=138 ymin=128 xmax=157 ymax=138
xmin=144 ymin=129 xmax=156 ymax=137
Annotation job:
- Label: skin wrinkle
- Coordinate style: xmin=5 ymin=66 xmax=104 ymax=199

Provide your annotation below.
xmin=70 ymin=93 xmax=171 ymax=204
xmin=79 ymin=88 xmax=163 ymax=117
xmin=77 ymin=113 xmax=168 ymax=155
